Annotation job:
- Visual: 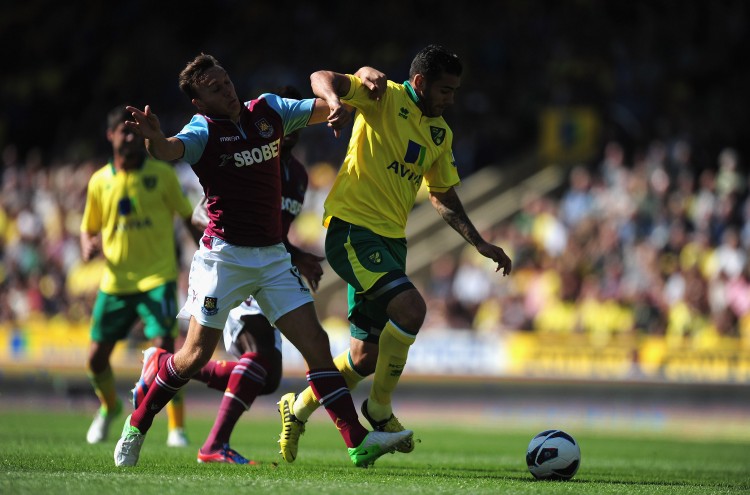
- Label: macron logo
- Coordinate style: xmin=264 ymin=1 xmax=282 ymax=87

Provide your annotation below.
xmin=220 ymin=136 xmax=241 ymax=142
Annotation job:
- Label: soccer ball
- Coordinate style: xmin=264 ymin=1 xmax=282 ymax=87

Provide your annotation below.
xmin=525 ymin=429 xmax=581 ymax=480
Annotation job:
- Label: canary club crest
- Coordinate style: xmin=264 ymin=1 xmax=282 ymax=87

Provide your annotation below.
xmin=201 ymin=296 xmax=219 ymax=316
xmin=430 ymin=126 xmax=446 ymax=145
xmin=255 ymin=118 xmax=274 ymax=138
xmin=142 ymin=175 xmax=157 ymax=190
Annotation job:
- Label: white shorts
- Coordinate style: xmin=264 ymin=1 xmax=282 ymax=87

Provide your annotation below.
xmin=178 ymin=237 xmax=313 ymax=330
xmin=223 ymin=297 xmax=282 ymax=359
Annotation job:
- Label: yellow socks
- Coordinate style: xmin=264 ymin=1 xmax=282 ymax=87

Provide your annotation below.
xmin=291 ymin=321 xmax=417 ymax=424
xmin=88 ymin=366 xmax=121 ymax=415
xmin=167 ymin=389 xmax=185 ymax=431
xmin=293 ymin=350 xmax=365 ymax=422
xmin=368 ymin=320 xmax=416 ymax=421
xmin=334 ymin=349 xmax=367 ymax=391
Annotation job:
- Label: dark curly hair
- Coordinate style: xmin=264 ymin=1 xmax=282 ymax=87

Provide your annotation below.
xmin=409 ymin=45 xmax=462 ymax=82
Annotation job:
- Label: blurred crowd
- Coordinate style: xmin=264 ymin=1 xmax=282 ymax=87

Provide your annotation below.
xmin=0 ymin=148 xmax=202 ymax=328
xmin=416 ymin=140 xmax=750 ymax=351
xmin=2 ymin=1 xmax=749 ymax=352
xmin=1 ymin=138 xmax=749 ymax=352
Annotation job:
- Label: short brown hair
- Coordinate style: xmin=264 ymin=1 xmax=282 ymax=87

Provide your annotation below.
xmin=178 ymin=53 xmax=223 ymax=99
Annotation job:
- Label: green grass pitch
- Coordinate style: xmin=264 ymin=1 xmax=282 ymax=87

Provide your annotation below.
xmin=1 ymin=410 xmax=747 ymax=495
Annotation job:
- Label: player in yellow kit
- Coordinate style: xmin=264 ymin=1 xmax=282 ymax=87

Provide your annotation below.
xmin=278 ymin=45 xmax=512 ymax=462
xmin=81 ymin=104 xmax=200 ymax=447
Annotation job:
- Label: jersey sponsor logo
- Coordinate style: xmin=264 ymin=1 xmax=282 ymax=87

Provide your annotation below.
xmin=281 ymin=196 xmax=303 ymax=216
xmin=116 ymin=217 xmax=153 ymax=231
xmin=118 ymin=197 xmax=132 ymax=215
xmin=232 ymin=139 xmax=281 ymax=167
xmin=255 ymin=118 xmax=274 ymax=138
xmin=220 ymin=135 xmax=241 ymax=142
xmin=386 ymin=161 xmax=423 ymax=187
xmin=115 ymin=197 xmax=157 ymax=231
xmin=398 ymin=107 xmax=409 ymax=119
xmin=404 ymin=140 xmax=426 ymax=166
xmin=430 ymin=126 xmax=446 ymax=145
xmin=142 ymin=175 xmax=157 ymax=190
xmin=201 ymin=296 xmax=219 ymax=316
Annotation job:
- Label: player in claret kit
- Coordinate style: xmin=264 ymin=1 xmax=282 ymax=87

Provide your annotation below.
xmin=131 ymin=85 xmax=326 ymax=464
xmin=115 ymin=53 xmax=412 ymax=468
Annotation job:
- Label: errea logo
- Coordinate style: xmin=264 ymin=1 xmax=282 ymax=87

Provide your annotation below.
xmin=398 ymin=107 xmax=409 ymax=119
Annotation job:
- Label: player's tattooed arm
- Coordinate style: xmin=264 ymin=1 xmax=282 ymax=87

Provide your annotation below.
xmin=430 ymin=187 xmax=512 ymax=275
xmin=429 ymin=187 xmax=484 ymax=246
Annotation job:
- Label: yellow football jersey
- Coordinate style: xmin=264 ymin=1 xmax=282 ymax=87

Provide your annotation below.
xmin=81 ymin=159 xmax=194 ymax=294
xmin=323 ymin=75 xmax=460 ymax=238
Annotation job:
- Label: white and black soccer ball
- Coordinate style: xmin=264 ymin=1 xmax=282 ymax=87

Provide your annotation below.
xmin=525 ymin=429 xmax=581 ymax=480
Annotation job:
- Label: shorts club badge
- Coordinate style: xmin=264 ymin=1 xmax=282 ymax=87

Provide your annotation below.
xmin=202 ymin=296 xmax=219 ymax=316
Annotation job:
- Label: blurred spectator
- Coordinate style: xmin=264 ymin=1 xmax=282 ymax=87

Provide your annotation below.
xmin=559 ymin=165 xmax=596 ymax=227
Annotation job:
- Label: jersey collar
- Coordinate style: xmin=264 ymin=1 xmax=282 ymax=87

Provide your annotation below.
xmin=404 ymin=80 xmax=420 ymax=104
xmin=110 ymin=158 xmax=146 ymax=174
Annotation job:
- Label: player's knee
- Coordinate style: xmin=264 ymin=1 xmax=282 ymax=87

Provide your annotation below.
xmin=258 ymin=350 xmax=282 ymax=395
xmin=367 ymin=272 xmax=424 ymax=333
xmin=87 ymin=343 xmax=112 ymax=374
xmin=350 ymin=351 xmax=376 ymax=376
xmin=387 ymin=289 xmax=426 ymax=333
xmin=261 ymin=367 xmax=282 ymax=395
xmin=87 ymin=356 xmax=107 ymax=374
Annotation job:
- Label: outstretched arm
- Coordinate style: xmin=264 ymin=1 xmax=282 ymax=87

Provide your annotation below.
xmin=125 ymin=105 xmax=185 ymax=162
xmin=430 ymin=187 xmax=512 ymax=276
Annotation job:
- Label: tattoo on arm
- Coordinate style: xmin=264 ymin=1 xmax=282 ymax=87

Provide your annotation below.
xmin=432 ymin=190 xmax=484 ymax=247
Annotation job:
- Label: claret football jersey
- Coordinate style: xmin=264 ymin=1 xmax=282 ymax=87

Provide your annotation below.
xmin=176 ymin=94 xmax=314 ymax=247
